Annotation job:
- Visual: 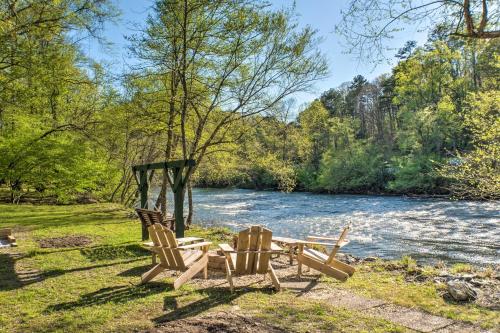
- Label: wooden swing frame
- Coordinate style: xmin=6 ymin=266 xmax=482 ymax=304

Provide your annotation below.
xmin=132 ymin=159 xmax=195 ymax=240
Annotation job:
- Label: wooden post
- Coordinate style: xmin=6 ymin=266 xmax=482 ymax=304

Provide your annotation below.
xmin=139 ymin=169 xmax=149 ymax=240
xmin=172 ymin=167 xmax=185 ymax=238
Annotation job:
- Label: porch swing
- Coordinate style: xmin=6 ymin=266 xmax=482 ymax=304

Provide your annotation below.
xmin=132 ymin=159 xmax=195 ymax=240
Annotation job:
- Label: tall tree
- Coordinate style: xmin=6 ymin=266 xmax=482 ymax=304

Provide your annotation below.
xmin=337 ymin=0 xmax=500 ymax=63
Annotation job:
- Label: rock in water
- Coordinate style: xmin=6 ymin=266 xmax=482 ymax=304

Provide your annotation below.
xmin=447 ymin=279 xmax=478 ymax=301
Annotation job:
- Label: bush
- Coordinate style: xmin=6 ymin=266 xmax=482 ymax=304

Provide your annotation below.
xmin=317 ymin=142 xmax=389 ymax=193
xmin=388 ymin=154 xmax=448 ymax=194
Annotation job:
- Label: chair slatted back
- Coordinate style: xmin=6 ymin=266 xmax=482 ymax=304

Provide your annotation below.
xmin=148 ymin=224 xmax=185 ymax=270
xmin=136 ymin=208 xmax=164 ymax=227
xmin=234 ymin=226 xmax=272 ymax=275
xmin=326 ymin=225 xmax=350 ymax=264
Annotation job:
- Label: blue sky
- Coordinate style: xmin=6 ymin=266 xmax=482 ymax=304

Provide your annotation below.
xmin=84 ymin=0 xmax=428 ymax=108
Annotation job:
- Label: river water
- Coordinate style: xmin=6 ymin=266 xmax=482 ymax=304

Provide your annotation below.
xmin=181 ymin=188 xmax=499 ymax=266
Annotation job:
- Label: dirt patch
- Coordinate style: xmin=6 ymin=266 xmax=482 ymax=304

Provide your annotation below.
xmin=38 ymin=235 xmax=92 ymax=248
xmin=147 ymin=311 xmax=287 ymax=333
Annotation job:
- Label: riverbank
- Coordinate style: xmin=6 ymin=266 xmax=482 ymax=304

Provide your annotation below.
xmin=0 ymin=184 xmax=487 ymax=206
xmin=196 ymin=183 xmax=457 ymax=199
xmin=0 ymin=203 xmax=498 ymax=332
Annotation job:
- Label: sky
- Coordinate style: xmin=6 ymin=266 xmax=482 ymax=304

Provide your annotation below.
xmin=84 ymin=0 xmax=429 ymax=110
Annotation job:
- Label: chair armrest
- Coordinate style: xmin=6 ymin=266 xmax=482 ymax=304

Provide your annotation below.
xmin=272 ymin=236 xmax=301 ymax=244
xmin=271 ymin=243 xmax=283 ymax=251
xmin=218 ymin=243 xmax=235 ymax=253
xmin=178 ymin=241 xmax=212 ymax=250
xmin=218 ymin=249 xmax=283 ymax=254
xmin=177 ymin=237 xmax=204 ymax=245
xmin=149 ymin=246 xmax=162 ymax=253
xmin=298 ymin=240 xmax=336 ymax=247
xmin=307 ymin=236 xmax=339 ymax=241
xmin=306 ymin=236 xmax=350 ymax=247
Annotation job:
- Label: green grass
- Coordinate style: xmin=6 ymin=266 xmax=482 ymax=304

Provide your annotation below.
xmin=0 ymin=203 xmax=406 ymax=332
xmin=450 ymin=263 xmax=474 ymax=274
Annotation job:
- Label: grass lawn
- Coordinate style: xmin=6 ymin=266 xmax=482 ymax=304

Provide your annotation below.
xmin=0 ymin=203 xmax=497 ymax=332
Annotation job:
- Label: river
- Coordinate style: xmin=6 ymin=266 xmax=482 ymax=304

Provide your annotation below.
xmin=188 ymin=189 xmax=500 ymax=266
xmin=153 ymin=188 xmax=500 ymax=266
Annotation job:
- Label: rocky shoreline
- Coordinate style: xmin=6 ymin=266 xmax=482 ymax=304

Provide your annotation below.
xmin=337 ymin=253 xmax=500 ymax=310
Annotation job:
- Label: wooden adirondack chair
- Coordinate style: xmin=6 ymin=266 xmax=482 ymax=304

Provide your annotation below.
xmin=136 ymin=208 xmax=204 ymax=264
xmin=296 ymin=226 xmax=355 ymax=282
xmin=219 ymin=226 xmax=281 ymax=292
xmin=141 ymin=224 xmax=212 ymax=289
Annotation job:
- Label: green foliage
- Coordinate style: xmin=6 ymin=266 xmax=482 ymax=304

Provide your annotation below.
xmin=393 ymin=42 xmax=463 ymax=111
xmin=318 ymin=142 xmax=388 ymax=193
xmin=440 ymin=90 xmax=500 ymax=199
xmin=244 ymin=152 xmax=297 ymax=192
xmin=0 ymin=133 xmax=109 ymax=203
xmin=463 ymin=91 xmax=500 ymax=145
xmin=303 ymin=38 xmax=497 ymax=197
xmin=292 ymin=100 xmax=332 ymax=188
xmin=0 ymin=1 xmax=117 ymax=203
xmin=397 ymin=99 xmax=463 ymax=154
xmin=388 ymin=154 xmax=446 ymax=194
xmin=399 ymin=255 xmax=418 ymax=274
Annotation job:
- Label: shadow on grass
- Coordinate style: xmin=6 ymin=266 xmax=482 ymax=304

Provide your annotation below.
xmin=0 ymin=252 xmax=25 ymax=291
xmin=278 ymin=273 xmax=320 ymax=296
xmin=117 ymin=264 xmax=152 ymax=277
xmin=154 ymin=287 xmax=273 ymax=323
xmin=0 ymin=253 xmax=144 ymax=291
xmin=80 ymin=244 xmax=150 ymax=261
xmin=45 ymin=282 xmax=170 ymax=312
xmin=23 ymin=241 xmax=139 ymax=258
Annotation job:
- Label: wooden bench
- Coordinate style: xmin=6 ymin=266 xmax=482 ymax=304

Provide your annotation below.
xmin=136 ymin=208 xmax=175 ymax=230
